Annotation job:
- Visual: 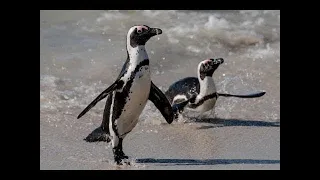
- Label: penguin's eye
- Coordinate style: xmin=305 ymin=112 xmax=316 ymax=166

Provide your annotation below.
xmin=137 ymin=29 xmax=143 ymax=33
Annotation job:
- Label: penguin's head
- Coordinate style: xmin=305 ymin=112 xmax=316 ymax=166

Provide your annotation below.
xmin=198 ymin=58 xmax=224 ymax=80
xmin=127 ymin=25 xmax=162 ymax=48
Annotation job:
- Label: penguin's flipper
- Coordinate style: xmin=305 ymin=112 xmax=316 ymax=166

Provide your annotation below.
xmin=217 ymin=91 xmax=266 ymax=98
xmin=77 ymin=80 xmax=124 ymax=119
xmin=148 ymin=81 xmax=174 ymax=124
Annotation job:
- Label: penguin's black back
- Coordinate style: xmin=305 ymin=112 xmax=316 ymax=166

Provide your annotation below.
xmin=165 ymin=77 xmax=200 ymax=104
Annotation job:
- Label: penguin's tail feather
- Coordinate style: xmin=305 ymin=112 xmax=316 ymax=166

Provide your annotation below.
xmin=84 ymin=126 xmax=111 ymax=143
xmin=217 ymin=91 xmax=266 ymax=98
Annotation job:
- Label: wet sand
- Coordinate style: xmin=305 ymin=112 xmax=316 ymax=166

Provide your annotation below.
xmin=40 ymin=111 xmax=279 ymax=170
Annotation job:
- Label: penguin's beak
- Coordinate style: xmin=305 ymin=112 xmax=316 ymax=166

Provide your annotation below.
xmin=210 ymin=58 xmax=224 ymax=65
xmin=149 ymin=28 xmax=162 ymax=37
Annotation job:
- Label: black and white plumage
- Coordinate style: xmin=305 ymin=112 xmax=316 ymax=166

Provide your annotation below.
xmin=165 ymin=58 xmax=266 ymax=119
xmin=77 ymin=25 xmax=174 ymax=165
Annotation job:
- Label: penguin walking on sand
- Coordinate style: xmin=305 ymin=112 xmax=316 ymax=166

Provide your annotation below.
xmin=165 ymin=58 xmax=266 ymax=119
xmin=77 ymin=25 xmax=174 ymax=165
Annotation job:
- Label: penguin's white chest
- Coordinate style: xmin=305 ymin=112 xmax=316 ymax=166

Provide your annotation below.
xmin=116 ymin=66 xmax=151 ymax=136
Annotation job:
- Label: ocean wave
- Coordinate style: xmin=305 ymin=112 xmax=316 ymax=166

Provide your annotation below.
xmin=69 ymin=10 xmax=279 ymax=51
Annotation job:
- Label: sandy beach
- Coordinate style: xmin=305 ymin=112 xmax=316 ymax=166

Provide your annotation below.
xmin=40 ymin=10 xmax=280 ymax=170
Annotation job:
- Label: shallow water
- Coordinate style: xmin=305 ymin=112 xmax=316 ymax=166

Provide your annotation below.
xmin=40 ymin=10 xmax=280 ymax=170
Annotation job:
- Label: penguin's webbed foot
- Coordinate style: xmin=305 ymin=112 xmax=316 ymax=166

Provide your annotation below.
xmin=115 ymin=160 xmax=131 ymax=166
xmin=113 ymin=149 xmax=130 ymax=165
xmin=114 ymin=156 xmax=123 ymax=165
xmin=114 ymin=156 xmax=130 ymax=165
xmin=84 ymin=126 xmax=111 ymax=143
xmin=119 ymin=151 xmax=129 ymax=159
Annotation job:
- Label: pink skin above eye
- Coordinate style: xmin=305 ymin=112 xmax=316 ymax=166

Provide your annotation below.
xmin=203 ymin=59 xmax=211 ymax=65
xmin=136 ymin=26 xmax=148 ymax=32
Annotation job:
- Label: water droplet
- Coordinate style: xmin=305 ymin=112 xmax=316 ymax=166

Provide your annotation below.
xmin=222 ymin=74 xmax=225 ymax=76
xmin=162 ymin=57 xmax=165 ymax=60
xmin=108 ymin=39 xmax=111 ymax=42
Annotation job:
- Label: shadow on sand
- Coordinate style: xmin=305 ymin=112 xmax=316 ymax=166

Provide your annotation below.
xmin=136 ymin=158 xmax=280 ymax=166
xmin=187 ymin=117 xmax=280 ymax=130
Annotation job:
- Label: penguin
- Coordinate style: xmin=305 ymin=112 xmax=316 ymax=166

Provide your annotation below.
xmin=77 ymin=25 xmax=174 ymax=165
xmin=164 ymin=58 xmax=266 ymax=119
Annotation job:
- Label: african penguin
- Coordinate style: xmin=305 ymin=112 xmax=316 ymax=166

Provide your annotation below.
xmin=165 ymin=58 xmax=266 ymax=119
xmin=77 ymin=25 xmax=174 ymax=165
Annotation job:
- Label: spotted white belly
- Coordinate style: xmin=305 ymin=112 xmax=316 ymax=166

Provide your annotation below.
xmin=114 ymin=68 xmax=151 ymax=138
